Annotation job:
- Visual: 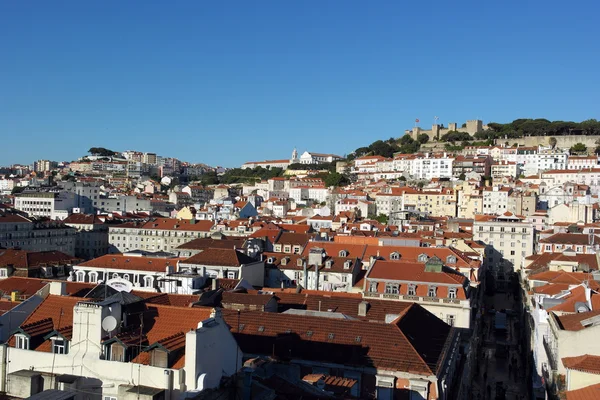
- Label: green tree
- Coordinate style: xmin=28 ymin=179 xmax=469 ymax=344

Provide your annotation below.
xmin=88 ymin=147 xmax=116 ymax=157
xmin=373 ymin=214 xmax=389 ymax=224
xmin=548 ymin=137 xmax=557 ymax=148
xmin=398 ymin=176 xmax=407 ymax=182
xmin=458 ymin=173 xmax=466 ymax=180
xmin=417 ymin=134 xmax=429 ymax=144
xmin=323 ymin=172 xmax=349 ymax=187
xmin=570 ymin=143 xmax=587 ymax=154
xmin=11 ymin=186 xmax=25 ymax=194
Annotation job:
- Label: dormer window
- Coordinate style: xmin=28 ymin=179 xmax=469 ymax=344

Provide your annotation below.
xmin=418 ymin=254 xmax=429 ymax=262
xmin=297 ymin=258 xmax=304 ymax=267
xmin=15 ymin=334 xmax=29 ymax=350
xmin=52 ymin=338 xmax=68 ymax=354
xmin=408 ymin=284 xmax=416 ymax=296
xmin=281 ymin=257 xmax=288 ymax=266
xmin=44 ymin=266 xmax=53 ymax=278
xmin=448 ymin=287 xmax=457 ymax=299
xmin=390 ymin=252 xmax=400 ymax=260
xmin=339 ymin=250 xmax=348 ymax=257
xmin=446 ymin=255 xmax=457 ymax=264
xmin=428 ymin=286 xmax=437 ymax=297
xmin=343 ymin=260 xmax=352 ymax=270
xmin=325 ymin=260 xmax=333 ymax=269
xmin=267 ymin=257 xmax=274 ymax=264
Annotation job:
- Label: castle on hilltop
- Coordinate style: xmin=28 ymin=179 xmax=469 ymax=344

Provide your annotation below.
xmin=405 ymin=119 xmax=488 ymax=142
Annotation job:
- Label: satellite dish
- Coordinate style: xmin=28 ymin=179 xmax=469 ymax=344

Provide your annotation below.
xmin=102 ymin=316 xmax=118 ymax=332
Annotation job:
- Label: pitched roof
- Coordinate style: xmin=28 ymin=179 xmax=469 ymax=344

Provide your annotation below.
xmin=0 ymin=249 xmax=80 ymax=269
xmin=62 ymin=214 xmax=105 ymax=225
xmin=9 ymin=295 xmax=83 ymax=351
xmin=562 ymin=355 xmax=600 ymax=375
xmin=565 ymin=383 xmax=600 ymax=400
xmin=135 ymin=218 xmax=214 ymax=232
xmin=540 ymin=233 xmax=600 ymax=245
xmin=525 ymin=253 xmax=599 ymax=271
xmin=78 ymin=255 xmax=183 ymax=273
xmin=175 ymin=237 xmax=246 ymax=251
xmin=275 ymin=232 xmax=311 ymax=247
xmin=528 ymin=270 xmax=597 ymax=285
xmin=222 ymin=303 xmax=452 ymax=375
xmin=553 ymin=310 xmax=600 ymax=331
xmin=184 ymin=248 xmax=256 ymax=267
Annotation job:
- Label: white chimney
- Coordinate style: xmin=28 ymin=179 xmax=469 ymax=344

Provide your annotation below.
xmin=49 ymin=281 xmax=67 ymax=296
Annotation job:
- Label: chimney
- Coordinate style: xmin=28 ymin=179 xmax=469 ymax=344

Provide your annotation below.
xmin=303 ymin=261 xmax=308 ymax=289
xmin=49 ymin=281 xmax=67 ymax=296
xmin=212 ymin=279 xmax=218 ymax=291
xmin=358 ymin=301 xmax=369 ymax=317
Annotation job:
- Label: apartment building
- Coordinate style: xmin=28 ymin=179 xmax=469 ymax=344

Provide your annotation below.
xmin=482 ymin=186 xmax=512 ymax=215
xmin=0 ymin=210 xmax=76 ymax=255
xmin=108 ymin=218 xmax=215 ymax=253
xmin=14 ymin=191 xmax=77 ymax=220
xmin=474 ymin=212 xmax=534 ymax=271
xmin=63 ymin=214 xmax=109 ymax=260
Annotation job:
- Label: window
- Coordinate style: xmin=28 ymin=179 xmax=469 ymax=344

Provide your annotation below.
xmin=385 ymin=282 xmax=399 ymax=294
xmin=52 ymin=338 xmax=68 ymax=354
xmin=446 ymin=255 xmax=457 ymax=264
xmin=323 ymin=275 xmax=328 ymax=282
xmin=341 ymin=275 xmax=348 ymax=283
xmin=390 ymin=252 xmax=400 ymax=260
xmin=15 ymin=334 xmax=29 ymax=350
xmin=368 ymin=281 xmax=378 ymax=293
xmin=510 ymin=250 xmax=515 ymax=256
xmin=428 ymin=286 xmax=437 ymax=297
xmin=448 ymin=287 xmax=457 ymax=299
xmin=446 ymin=315 xmax=456 ymax=326
xmin=103 ymin=397 xmax=117 ymax=400
xmin=76 ymin=271 xmax=85 ymax=282
xmin=112 ymin=273 xmax=119 ymax=280
xmin=408 ymin=284 xmax=416 ymax=296
xmin=418 ymin=254 xmax=428 ymax=262
xmin=227 ymin=271 xmax=237 ymax=279
xmin=144 ymin=276 xmax=153 ymax=288
xmin=339 ymin=250 xmax=348 ymax=257
xmin=89 ymin=272 xmax=98 ymax=283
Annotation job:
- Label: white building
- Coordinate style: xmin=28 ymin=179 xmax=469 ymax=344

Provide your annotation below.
xmin=567 ymin=156 xmax=600 ymax=170
xmin=482 ymin=186 xmax=512 ymax=215
xmin=298 ymin=151 xmax=343 ymax=165
xmin=411 ymin=154 xmax=454 ymax=180
xmin=473 ymin=212 xmax=535 ymax=272
xmin=3 ymin=288 xmax=241 ymax=399
xmin=14 ymin=191 xmax=77 ymax=220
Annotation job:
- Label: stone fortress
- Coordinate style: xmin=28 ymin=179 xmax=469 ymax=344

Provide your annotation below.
xmin=405 ymin=119 xmax=488 ymax=142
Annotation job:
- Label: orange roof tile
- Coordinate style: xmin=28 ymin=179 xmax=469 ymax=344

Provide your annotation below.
xmin=562 ymin=355 xmax=600 ymax=375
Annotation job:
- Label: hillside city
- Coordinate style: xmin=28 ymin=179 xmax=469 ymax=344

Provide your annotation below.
xmin=3 ymin=117 xmax=600 ymax=400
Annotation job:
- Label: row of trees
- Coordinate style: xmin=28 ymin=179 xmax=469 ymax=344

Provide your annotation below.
xmin=473 ymin=119 xmax=600 ymax=140
xmin=88 ymin=147 xmax=117 ymax=157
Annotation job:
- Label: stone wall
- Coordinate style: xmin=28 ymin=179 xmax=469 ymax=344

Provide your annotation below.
xmin=494 ymin=135 xmax=600 ymax=149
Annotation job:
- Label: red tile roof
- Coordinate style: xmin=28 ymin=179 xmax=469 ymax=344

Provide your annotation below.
xmin=540 ymin=233 xmax=599 ymax=245
xmin=562 ymin=355 xmax=600 ymax=375
xmin=0 ymin=249 xmax=80 ymax=269
xmin=78 ymin=255 xmax=183 ymax=273
xmin=222 ymin=303 xmax=452 ymax=375
xmin=117 ymin=218 xmax=214 ymax=232
xmin=63 ymin=214 xmax=105 ymax=225
xmin=528 ymin=271 xmax=597 ymax=285
xmin=553 ymin=310 xmax=600 ymax=331
xmin=525 ymin=253 xmax=599 ymax=271
xmin=565 ymin=383 xmax=600 ymax=400
xmin=184 ymin=248 xmax=256 ymax=267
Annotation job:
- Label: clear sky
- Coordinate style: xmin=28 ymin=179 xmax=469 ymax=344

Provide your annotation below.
xmin=1 ymin=1 xmax=599 ymax=167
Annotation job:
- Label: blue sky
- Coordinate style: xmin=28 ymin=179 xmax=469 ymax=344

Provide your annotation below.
xmin=1 ymin=1 xmax=599 ymax=167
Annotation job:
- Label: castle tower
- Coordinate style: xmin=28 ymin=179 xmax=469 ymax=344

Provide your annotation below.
xmin=466 ymin=120 xmax=483 ymax=134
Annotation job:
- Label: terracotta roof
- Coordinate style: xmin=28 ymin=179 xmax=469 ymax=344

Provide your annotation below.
xmin=565 ymin=383 xmax=600 ymax=400
xmin=525 ymin=253 xmax=599 ymax=271
xmin=136 ymin=218 xmax=214 ymax=232
xmin=9 ymin=295 xmax=83 ymax=351
xmin=363 ymin=245 xmax=478 ymax=268
xmin=175 ymin=237 xmax=246 ymax=251
xmin=553 ymin=310 xmax=600 ymax=331
xmin=0 ymin=277 xmax=47 ymax=297
xmin=142 ymin=293 xmax=200 ymax=307
xmin=0 ymin=249 xmax=80 ymax=269
xmin=215 ymin=278 xmax=240 ymax=290
xmin=547 ymin=286 xmax=592 ymax=312
xmin=275 ymin=232 xmax=311 ymax=247
xmin=270 ymin=291 xmax=413 ymax=322
xmin=533 ymin=283 xmax=571 ymax=296
xmin=78 ymin=255 xmax=183 ymax=273
xmin=222 ymin=303 xmax=452 ymax=375
xmin=302 ymin=243 xmax=366 ymax=259
xmin=184 ymin=248 xmax=256 ymax=267
xmin=542 ymin=232 xmax=600 ymax=245
xmin=63 ymin=214 xmax=105 ymax=225
xmin=222 ymin=292 xmax=275 ymax=307
xmin=528 ymin=271 xmax=597 ymax=285
xmin=562 ymin=355 xmax=600 ymax=375
xmin=0 ymin=301 xmax=19 ymax=315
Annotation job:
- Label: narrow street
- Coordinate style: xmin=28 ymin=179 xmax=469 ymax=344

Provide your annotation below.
xmin=470 ymin=273 xmax=530 ymax=400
